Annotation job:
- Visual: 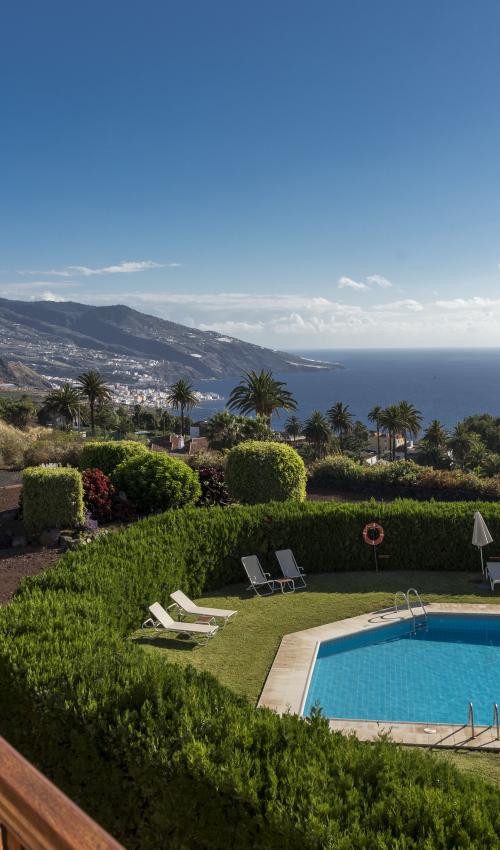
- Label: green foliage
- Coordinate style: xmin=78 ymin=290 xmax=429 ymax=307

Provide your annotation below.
xmin=1 ymin=502 xmax=500 ymax=847
xmin=79 ymin=440 xmax=148 ymax=476
xmin=227 ymin=369 xmax=297 ymax=422
xmin=113 ymin=451 xmax=201 ymax=512
xmin=226 ymin=440 xmax=306 ymax=503
xmin=22 ymin=430 xmax=85 ymax=468
xmin=461 ymin=413 xmax=500 ymax=453
xmin=205 ymin=411 xmax=274 ymax=450
xmin=0 ymin=395 xmax=37 ymax=429
xmin=310 ymin=455 xmax=500 ymax=500
xmin=22 ymin=466 xmax=84 ymax=532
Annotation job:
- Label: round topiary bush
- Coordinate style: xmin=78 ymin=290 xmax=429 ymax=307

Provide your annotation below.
xmin=113 ymin=451 xmax=201 ymax=513
xmin=79 ymin=440 xmax=148 ymax=476
xmin=225 ymin=440 xmax=306 ymax=504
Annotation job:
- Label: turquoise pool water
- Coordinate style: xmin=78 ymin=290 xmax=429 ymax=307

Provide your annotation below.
xmin=303 ymin=615 xmax=500 ymax=726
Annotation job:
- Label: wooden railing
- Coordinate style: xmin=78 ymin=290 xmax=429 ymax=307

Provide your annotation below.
xmin=0 ymin=736 xmax=124 ymax=850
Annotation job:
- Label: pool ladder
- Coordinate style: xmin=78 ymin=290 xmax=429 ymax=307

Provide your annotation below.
xmin=394 ymin=588 xmax=428 ymax=635
xmin=466 ymin=703 xmax=499 ymax=740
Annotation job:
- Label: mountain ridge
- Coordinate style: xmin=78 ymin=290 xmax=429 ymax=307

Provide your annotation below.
xmin=0 ymin=356 xmax=52 ymax=389
xmin=0 ymin=297 xmax=337 ymax=384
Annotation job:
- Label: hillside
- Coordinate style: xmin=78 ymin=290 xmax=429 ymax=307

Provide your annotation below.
xmin=0 ymin=356 xmax=52 ymax=389
xmin=0 ymin=297 xmax=337 ymax=384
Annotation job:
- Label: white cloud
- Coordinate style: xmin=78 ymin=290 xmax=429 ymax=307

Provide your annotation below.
xmin=19 ymin=260 xmax=175 ymax=277
xmin=366 ymin=274 xmax=393 ymax=289
xmin=38 ymin=290 xmax=66 ymax=302
xmin=104 ymin=289 xmax=500 ymax=347
xmin=338 ymin=273 xmax=393 ymax=291
xmin=374 ymin=299 xmax=423 ymax=312
xmin=337 ymin=277 xmax=368 ymax=291
xmin=5 ymin=284 xmax=500 ymax=347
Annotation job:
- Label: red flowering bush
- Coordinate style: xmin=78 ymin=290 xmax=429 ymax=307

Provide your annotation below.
xmin=197 ymin=466 xmax=231 ymax=506
xmin=82 ymin=468 xmax=115 ymax=520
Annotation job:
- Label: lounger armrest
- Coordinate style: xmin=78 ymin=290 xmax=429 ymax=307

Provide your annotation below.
xmin=167 ymin=602 xmax=183 ymax=620
xmin=142 ymin=617 xmax=156 ymax=629
xmin=264 ymin=571 xmax=271 ymax=578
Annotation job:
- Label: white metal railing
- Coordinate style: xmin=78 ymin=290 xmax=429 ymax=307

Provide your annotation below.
xmin=468 ymin=702 xmax=475 ymax=738
xmin=394 ymin=588 xmax=428 ymax=634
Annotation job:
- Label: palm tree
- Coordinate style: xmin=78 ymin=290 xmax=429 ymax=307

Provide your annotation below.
xmin=448 ymin=422 xmax=475 ymax=470
xmin=284 ymin=415 xmax=302 ymax=443
xmin=302 ymin=411 xmax=332 ymax=458
xmin=327 ymin=402 xmax=354 ymax=451
xmin=424 ymin=419 xmax=448 ymax=449
xmin=415 ymin=420 xmax=449 ymax=468
xmin=379 ymin=404 xmax=403 ymax=460
xmin=206 ymin=411 xmax=243 ymax=450
xmin=77 ymin=370 xmax=111 ymax=436
xmin=368 ymin=405 xmax=383 ymax=457
xmin=44 ymin=384 xmax=81 ymax=427
xmin=166 ymin=379 xmax=198 ymax=437
xmin=397 ymin=400 xmax=423 ymax=460
xmin=227 ymin=370 xmax=296 ymax=425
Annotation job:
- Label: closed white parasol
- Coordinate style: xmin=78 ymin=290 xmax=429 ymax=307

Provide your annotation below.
xmin=472 ymin=511 xmax=493 ymax=574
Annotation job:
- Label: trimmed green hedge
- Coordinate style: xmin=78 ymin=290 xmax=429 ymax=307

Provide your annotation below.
xmin=2 ymin=501 xmax=500 ymax=848
xmin=226 ymin=440 xmax=306 ymax=504
xmin=113 ymin=451 xmax=201 ymax=513
xmin=310 ymin=455 xmax=500 ymax=501
xmin=79 ymin=440 xmax=148 ymax=476
xmin=22 ymin=466 xmax=84 ymax=532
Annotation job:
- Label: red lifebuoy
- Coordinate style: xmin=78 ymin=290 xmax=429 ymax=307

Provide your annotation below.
xmin=362 ymin=522 xmax=384 ymax=547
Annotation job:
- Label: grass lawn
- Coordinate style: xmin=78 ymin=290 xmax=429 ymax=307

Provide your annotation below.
xmin=135 ymin=570 xmax=500 ymax=785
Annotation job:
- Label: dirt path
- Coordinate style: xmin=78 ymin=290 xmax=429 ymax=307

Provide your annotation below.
xmin=0 ymin=546 xmax=62 ymax=604
xmin=0 ymin=483 xmax=61 ymax=604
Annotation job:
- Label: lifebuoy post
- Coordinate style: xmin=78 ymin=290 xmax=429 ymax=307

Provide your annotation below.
xmin=362 ymin=522 xmax=385 ymax=571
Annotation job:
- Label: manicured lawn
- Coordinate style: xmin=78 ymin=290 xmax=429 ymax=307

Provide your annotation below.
xmin=136 ymin=569 xmax=496 ymax=705
xmin=136 ymin=569 xmax=500 ymax=787
xmin=436 ymin=750 xmax=500 ymax=786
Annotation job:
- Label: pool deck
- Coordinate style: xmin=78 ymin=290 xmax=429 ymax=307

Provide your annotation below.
xmin=258 ymin=602 xmax=500 ymax=750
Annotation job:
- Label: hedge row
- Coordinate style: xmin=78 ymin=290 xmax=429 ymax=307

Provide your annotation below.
xmin=22 ymin=466 xmax=84 ymax=533
xmin=225 ymin=441 xmax=307 ymax=503
xmin=79 ymin=440 xmax=148 ymax=476
xmin=310 ymin=455 xmax=500 ymax=501
xmin=2 ymin=502 xmax=500 ymax=848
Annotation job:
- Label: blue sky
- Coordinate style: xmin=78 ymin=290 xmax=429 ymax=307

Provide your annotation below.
xmin=1 ymin=0 xmax=500 ymax=347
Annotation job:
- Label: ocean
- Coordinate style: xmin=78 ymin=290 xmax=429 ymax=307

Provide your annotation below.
xmin=194 ymin=349 xmax=500 ymax=430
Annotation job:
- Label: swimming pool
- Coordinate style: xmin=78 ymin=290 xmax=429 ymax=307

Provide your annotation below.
xmin=303 ymin=614 xmax=500 ymax=727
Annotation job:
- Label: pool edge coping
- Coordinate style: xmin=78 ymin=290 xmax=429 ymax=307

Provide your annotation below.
xmin=257 ymin=602 xmax=500 ymax=750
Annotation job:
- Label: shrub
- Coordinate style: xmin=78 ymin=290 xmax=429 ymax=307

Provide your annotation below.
xmin=82 ymin=468 xmax=115 ymax=520
xmin=187 ymin=449 xmax=227 ymax=470
xmin=21 ymin=430 xmax=85 ymax=469
xmin=197 ymin=465 xmax=231 ymax=506
xmin=1 ymin=501 xmax=500 ymax=848
xmin=22 ymin=466 xmax=84 ymax=532
xmin=0 ymin=420 xmax=37 ymax=468
xmin=309 ymin=455 xmax=500 ymax=501
xmin=79 ymin=440 xmax=148 ymax=476
xmin=225 ymin=440 xmax=306 ymax=504
xmin=113 ymin=451 xmax=201 ymax=513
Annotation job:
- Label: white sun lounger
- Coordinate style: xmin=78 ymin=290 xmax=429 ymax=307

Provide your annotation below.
xmin=169 ymin=590 xmax=237 ymax=626
xmin=142 ymin=602 xmax=219 ymax=644
xmin=486 ymin=563 xmax=500 ymax=592
xmin=275 ymin=549 xmax=307 ymax=590
xmin=241 ymin=555 xmax=293 ymax=595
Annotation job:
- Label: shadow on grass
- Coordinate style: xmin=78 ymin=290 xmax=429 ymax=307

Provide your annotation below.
xmin=132 ymin=635 xmax=198 ymax=652
xmin=203 ymin=572 xmax=495 ymax=600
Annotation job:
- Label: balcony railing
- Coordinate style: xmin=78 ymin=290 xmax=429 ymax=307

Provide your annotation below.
xmin=0 ymin=736 xmax=124 ymax=850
